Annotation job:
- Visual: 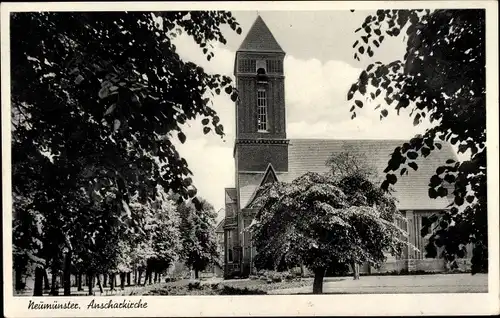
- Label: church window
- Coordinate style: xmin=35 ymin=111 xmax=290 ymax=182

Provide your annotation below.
xmin=257 ymin=88 xmax=268 ymax=132
xmin=228 ymin=248 xmax=233 ymax=262
xmin=238 ymin=59 xmax=256 ymax=73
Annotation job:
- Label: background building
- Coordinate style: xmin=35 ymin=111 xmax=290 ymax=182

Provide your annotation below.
xmin=223 ymin=16 xmax=471 ymax=278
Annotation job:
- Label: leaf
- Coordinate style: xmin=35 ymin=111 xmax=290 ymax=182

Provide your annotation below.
xmin=201 ymin=118 xmax=210 ymax=125
xmin=104 ymin=104 xmax=116 ymax=116
xmin=113 ymin=119 xmax=121 ymax=131
xmin=413 ymin=113 xmax=421 ymax=126
xmin=231 ymin=92 xmax=238 ymax=102
xmin=380 ymin=109 xmax=388 ymax=117
xmin=408 ymin=162 xmax=418 ymax=171
xmin=74 ymin=74 xmax=84 ymax=84
xmin=466 ymin=195 xmax=475 ymax=204
xmin=353 ymin=40 xmax=359 ymax=48
xmin=355 ymin=100 xmax=363 ymax=108
xmin=98 ymin=86 xmax=110 ymax=99
xmin=407 ymin=151 xmax=418 ymax=160
xmin=421 ymin=147 xmax=431 ymax=157
xmin=203 ymin=126 xmax=211 ymax=134
xmin=445 ymin=159 xmax=455 ymax=164
xmin=178 ymin=132 xmax=187 ymax=144
xmin=435 ymin=143 xmax=442 ymax=150
xmin=386 ymin=173 xmax=397 ymax=185
xmin=400 ymin=167 xmax=407 ymax=176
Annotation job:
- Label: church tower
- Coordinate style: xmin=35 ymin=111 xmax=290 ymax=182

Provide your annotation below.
xmin=233 ymin=16 xmax=289 ymax=174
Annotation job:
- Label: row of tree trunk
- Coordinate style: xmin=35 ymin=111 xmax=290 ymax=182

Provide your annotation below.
xmin=31 ymin=266 xmax=165 ymax=296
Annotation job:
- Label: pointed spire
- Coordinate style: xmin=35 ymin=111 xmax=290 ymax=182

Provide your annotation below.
xmin=238 ymin=15 xmax=284 ymax=53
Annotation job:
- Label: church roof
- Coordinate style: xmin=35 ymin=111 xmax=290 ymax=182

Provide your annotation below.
xmin=238 ymin=139 xmax=457 ymax=211
xmin=238 ymin=15 xmax=285 ymax=53
xmin=215 ymin=219 xmax=225 ymax=233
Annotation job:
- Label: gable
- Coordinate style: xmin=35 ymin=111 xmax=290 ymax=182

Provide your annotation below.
xmin=243 ymin=164 xmax=280 ymax=208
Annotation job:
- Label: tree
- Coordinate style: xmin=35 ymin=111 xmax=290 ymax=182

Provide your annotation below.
xmin=347 ymin=9 xmax=486 ymax=273
xmin=10 ymin=11 xmax=241 ymax=295
xmin=178 ymin=199 xmax=220 ymax=279
xmin=250 ymin=172 xmax=407 ymax=294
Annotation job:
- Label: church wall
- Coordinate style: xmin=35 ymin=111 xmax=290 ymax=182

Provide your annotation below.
xmin=236 ymin=143 xmax=288 ymax=172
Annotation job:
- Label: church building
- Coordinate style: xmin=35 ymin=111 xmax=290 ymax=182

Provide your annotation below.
xmin=222 ymin=16 xmax=467 ymax=278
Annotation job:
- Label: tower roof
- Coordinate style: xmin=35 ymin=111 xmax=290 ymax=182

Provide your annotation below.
xmin=238 ymin=15 xmax=285 ymax=53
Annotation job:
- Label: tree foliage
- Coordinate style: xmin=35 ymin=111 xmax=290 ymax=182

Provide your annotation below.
xmin=178 ymin=199 xmax=220 ymax=278
xmin=348 ymin=9 xmax=486 ymax=273
xmin=250 ymin=172 xmax=407 ymax=293
xmin=11 ymin=11 xmax=239 ymax=294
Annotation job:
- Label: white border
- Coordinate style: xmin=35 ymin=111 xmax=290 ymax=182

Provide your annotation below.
xmin=2 ymin=1 xmax=499 ymax=317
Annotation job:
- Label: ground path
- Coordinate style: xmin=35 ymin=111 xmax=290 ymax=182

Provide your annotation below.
xmin=268 ymin=273 xmax=488 ymax=294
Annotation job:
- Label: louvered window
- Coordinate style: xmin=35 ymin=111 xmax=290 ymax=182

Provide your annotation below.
xmin=238 ymin=59 xmax=256 ymax=73
xmin=266 ymin=59 xmax=283 ymax=73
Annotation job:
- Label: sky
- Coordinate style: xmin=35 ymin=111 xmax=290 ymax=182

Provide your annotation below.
xmin=169 ymin=10 xmax=438 ymax=219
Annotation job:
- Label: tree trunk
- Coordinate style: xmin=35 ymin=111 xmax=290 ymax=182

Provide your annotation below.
xmin=126 ymin=272 xmax=131 ymax=286
xmin=15 ymin=269 xmax=24 ymax=291
xmin=352 ymin=262 xmax=360 ymax=280
xmin=77 ymin=273 xmax=83 ymax=291
xmin=103 ymin=273 xmax=108 ymax=287
xmin=137 ymin=270 xmax=142 ymax=285
xmin=63 ymin=251 xmax=72 ymax=296
xmin=87 ymin=273 xmax=94 ymax=296
xmin=148 ymin=270 xmax=153 ymax=285
xmin=33 ymin=267 xmax=44 ymax=296
xmin=194 ymin=269 xmax=199 ymax=279
xmin=43 ymin=269 xmax=50 ymax=290
xmin=300 ymin=264 xmax=305 ymax=277
xmin=96 ymin=274 xmax=104 ymax=294
xmin=109 ymin=273 xmax=115 ymax=291
xmin=50 ymin=269 xmax=59 ymax=296
xmin=312 ymin=267 xmax=326 ymax=294
xmin=120 ymin=273 xmax=126 ymax=290
xmin=154 ymin=271 xmax=158 ymax=283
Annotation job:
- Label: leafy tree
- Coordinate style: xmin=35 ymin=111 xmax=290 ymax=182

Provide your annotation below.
xmin=250 ymin=172 xmax=407 ymax=294
xmin=178 ymin=199 xmax=220 ymax=279
xmin=326 ymin=145 xmax=379 ymax=183
xmin=11 ymin=11 xmax=241 ymax=295
xmin=347 ymin=9 xmax=486 ymax=273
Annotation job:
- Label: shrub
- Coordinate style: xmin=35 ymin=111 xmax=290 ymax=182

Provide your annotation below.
xmin=219 ymin=286 xmax=267 ymax=295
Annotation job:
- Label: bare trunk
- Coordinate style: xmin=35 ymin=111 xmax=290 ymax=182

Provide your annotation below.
xmin=109 ymin=273 xmax=115 ymax=290
xmin=103 ymin=273 xmax=108 ymax=287
xmin=300 ymin=264 xmax=305 ymax=277
xmin=352 ymin=262 xmax=360 ymax=280
xmin=33 ymin=267 xmax=44 ymax=296
xmin=154 ymin=271 xmax=158 ymax=283
xmin=194 ymin=269 xmax=199 ymax=279
xmin=77 ymin=273 xmax=83 ymax=291
xmin=43 ymin=269 xmax=50 ymax=290
xmin=15 ymin=269 xmax=24 ymax=291
xmin=50 ymin=269 xmax=59 ymax=296
xmin=63 ymin=251 xmax=72 ymax=296
xmin=137 ymin=270 xmax=143 ymax=285
xmin=312 ymin=267 xmax=326 ymax=294
xmin=120 ymin=272 xmax=126 ymax=290
xmin=126 ymin=272 xmax=131 ymax=286
xmin=96 ymin=274 xmax=104 ymax=294
xmin=87 ymin=272 xmax=94 ymax=296
xmin=148 ymin=270 xmax=153 ymax=285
